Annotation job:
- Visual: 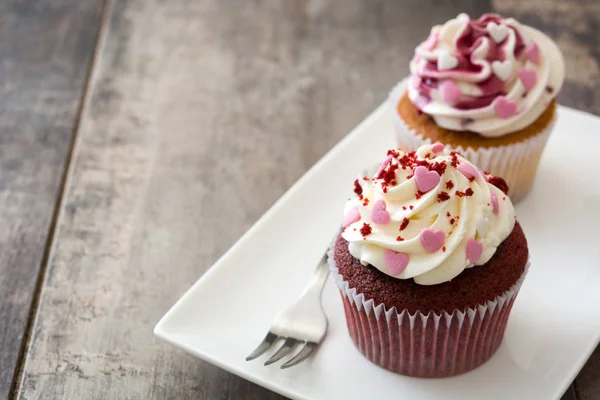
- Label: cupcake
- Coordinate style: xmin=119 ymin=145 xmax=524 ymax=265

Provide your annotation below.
xmin=329 ymin=143 xmax=529 ymax=378
xmin=390 ymin=13 xmax=565 ymax=202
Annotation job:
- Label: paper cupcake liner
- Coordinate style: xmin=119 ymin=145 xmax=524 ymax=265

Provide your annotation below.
xmin=389 ymin=79 xmax=556 ymax=203
xmin=327 ymin=242 xmax=529 ymax=378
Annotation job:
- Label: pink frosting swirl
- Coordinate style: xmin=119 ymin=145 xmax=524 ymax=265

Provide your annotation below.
xmin=407 ymin=13 xmax=564 ymax=137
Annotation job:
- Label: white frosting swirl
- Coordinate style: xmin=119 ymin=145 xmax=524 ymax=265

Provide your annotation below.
xmin=342 ymin=144 xmax=515 ymax=285
xmin=407 ymin=13 xmax=565 ymax=137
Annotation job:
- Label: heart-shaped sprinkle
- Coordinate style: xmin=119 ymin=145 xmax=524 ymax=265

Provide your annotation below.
xmin=494 ymin=96 xmax=517 ymax=119
xmin=487 ymin=22 xmax=509 ymax=43
xmin=371 ymin=200 xmax=390 ymax=225
xmin=423 ymin=31 xmax=438 ymax=50
xmin=439 ymin=80 xmax=462 ymax=103
xmin=457 ymin=162 xmax=479 ymax=180
xmin=492 ymin=60 xmax=513 ymax=81
xmin=384 ymin=250 xmax=409 ymax=275
xmin=518 ymin=68 xmax=537 ymax=90
xmin=419 ymin=228 xmax=445 ymax=253
xmin=466 ymin=238 xmax=483 ymax=263
xmin=343 ymin=206 xmax=360 ymax=227
xmin=431 ymin=142 xmax=445 ymax=153
xmin=437 ymin=49 xmax=458 ymax=71
xmin=375 ymin=154 xmax=393 ymax=178
xmin=490 ymin=192 xmax=499 ymax=215
xmin=414 ymin=166 xmax=440 ymax=193
xmin=526 ymin=42 xmax=540 ymax=64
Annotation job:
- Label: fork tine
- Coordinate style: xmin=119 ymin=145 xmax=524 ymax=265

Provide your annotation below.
xmin=246 ymin=332 xmax=278 ymax=361
xmin=264 ymin=338 xmax=297 ymax=366
xmin=280 ymin=342 xmax=318 ymax=369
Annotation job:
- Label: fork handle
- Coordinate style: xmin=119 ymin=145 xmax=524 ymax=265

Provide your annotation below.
xmin=300 ymin=253 xmax=330 ymax=298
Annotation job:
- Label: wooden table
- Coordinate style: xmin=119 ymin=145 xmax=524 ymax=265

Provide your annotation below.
xmin=1 ymin=0 xmax=598 ymax=399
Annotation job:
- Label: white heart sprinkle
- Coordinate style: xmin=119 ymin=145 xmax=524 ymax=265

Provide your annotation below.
xmin=437 ymin=49 xmax=458 ymax=71
xmin=492 ymin=60 xmax=513 ymax=81
xmin=487 ymin=22 xmax=509 ymax=43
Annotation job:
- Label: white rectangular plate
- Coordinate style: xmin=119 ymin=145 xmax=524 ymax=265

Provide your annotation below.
xmin=155 ymin=104 xmax=600 ymax=400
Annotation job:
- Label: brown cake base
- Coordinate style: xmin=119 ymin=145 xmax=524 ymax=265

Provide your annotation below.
xmin=334 ymin=221 xmax=528 ymax=313
xmin=397 ymin=92 xmax=556 ymax=150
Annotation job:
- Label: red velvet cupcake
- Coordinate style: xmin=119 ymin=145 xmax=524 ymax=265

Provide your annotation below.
xmin=329 ymin=143 xmax=528 ymax=377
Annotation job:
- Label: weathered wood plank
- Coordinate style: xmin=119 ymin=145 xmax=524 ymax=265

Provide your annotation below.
xmin=0 ymin=1 xmax=105 ymax=398
xmin=16 ymin=0 xmax=493 ymax=399
xmin=491 ymin=3 xmax=600 ymax=399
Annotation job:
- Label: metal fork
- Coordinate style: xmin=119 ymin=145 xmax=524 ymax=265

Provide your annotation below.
xmin=246 ymin=252 xmax=329 ymax=368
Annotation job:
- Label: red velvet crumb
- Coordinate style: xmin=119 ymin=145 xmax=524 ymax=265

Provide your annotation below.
xmin=450 ymin=218 xmax=455 ymax=225
xmin=450 ymin=152 xmax=460 ymax=167
xmin=399 ymin=218 xmax=409 ymax=231
xmin=455 ymin=189 xmax=474 ymax=197
xmin=428 ymin=161 xmax=447 ymax=176
xmin=446 ymin=180 xmax=454 ymax=190
xmin=353 ymin=179 xmax=363 ymax=195
xmin=386 ymin=149 xmax=400 ymax=158
xmin=382 ymin=163 xmax=399 ymax=184
xmin=488 ymin=176 xmax=509 ymax=195
xmin=442 ymin=246 xmax=446 ymax=252
xmin=360 ymin=223 xmax=372 ymax=236
xmin=437 ymin=191 xmax=450 ymax=202
xmin=396 ymin=236 xmax=404 ymax=241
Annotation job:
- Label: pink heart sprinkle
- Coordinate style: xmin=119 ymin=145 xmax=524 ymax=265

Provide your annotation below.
xmin=466 ymin=238 xmax=483 ymax=263
xmin=431 ymin=142 xmax=445 ymax=153
xmin=518 ymin=68 xmax=537 ymax=91
xmin=371 ymin=200 xmax=390 ymax=225
xmin=414 ymin=166 xmax=440 ymax=193
xmin=439 ymin=80 xmax=462 ymax=104
xmin=457 ymin=162 xmax=479 ymax=180
xmin=490 ymin=192 xmax=499 ymax=215
xmin=343 ymin=206 xmax=361 ymax=227
xmin=419 ymin=228 xmax=445 ymax=253
xmin=375 ymin=154 xmax=393 ymax=178
xmin=526 ymin=42 xmax=540 ymax=64
xmin=494 ymin=96 xmax=517 ymax=119
xmin=384 ymin=250 xmax=409 ymax=275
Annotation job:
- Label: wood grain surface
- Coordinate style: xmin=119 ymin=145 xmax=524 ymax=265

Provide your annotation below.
xmin=0 ymin=1 xmax=105 ymax=398
xmin=10 ymin=0 xmax=596 ymax=399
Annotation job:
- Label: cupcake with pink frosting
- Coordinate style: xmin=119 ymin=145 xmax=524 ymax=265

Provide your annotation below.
xmin=390 ymin=13 xmax=564 ymax=201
